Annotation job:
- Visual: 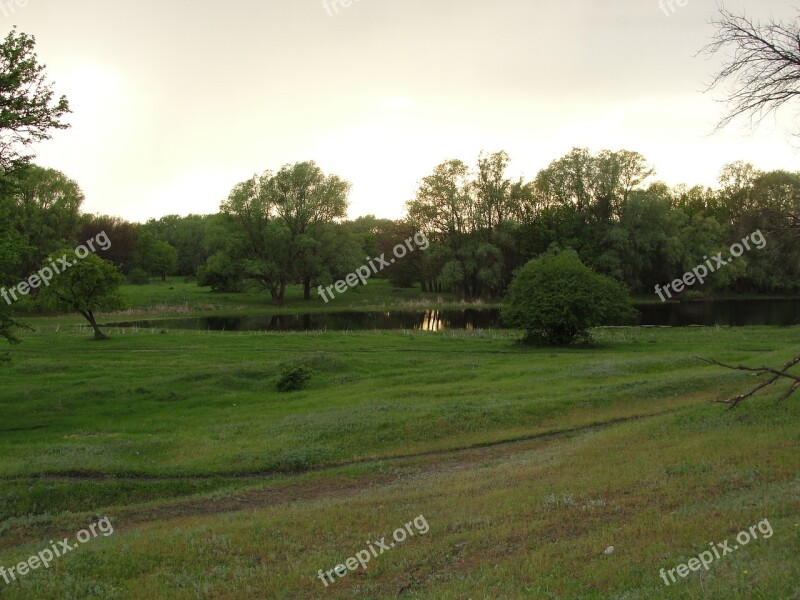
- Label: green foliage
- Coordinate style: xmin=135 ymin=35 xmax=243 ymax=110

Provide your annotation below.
xmin=77 ymin=214 xmax=139 ymax=274
xmin=0 ymin=309 xmax=20 ymax=345
xmin=276 ymin=364 xmax=313 ymax=392
xmin=0 ymin=166 xmax=84 ymax=279
xmin=41 ymin=252 xmax=126 ymax=313
xmin=139 ymin=214 xmax=215 ymax=276
xmin=39 ymin=253 xmax=126 ymax=339
xmin=503 ymin=249 xmax=636 ymax=345
xmin=136 ymin=232 xmax=178 ymax=281
xmin=212 ymin=162 xmax=352 ymax=304
xmin=0 ymin=30 xmax=72 ymax=346
xmin=127 ymin=268 xmax=150 ymax=285
xmin=0 ymin=28 xmax=71 ymax=172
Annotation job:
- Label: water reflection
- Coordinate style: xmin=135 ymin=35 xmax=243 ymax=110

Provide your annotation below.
xmin=105 ymin=299 xmax=800 ymax=332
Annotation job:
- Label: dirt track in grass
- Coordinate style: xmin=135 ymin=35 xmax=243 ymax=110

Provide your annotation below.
xmin=0 ymin=408 xmax=680 ymax=550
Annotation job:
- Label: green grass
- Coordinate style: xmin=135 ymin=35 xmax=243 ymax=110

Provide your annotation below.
xmin=13 ymin=279 xmax=484 ymax=330
xmin=0 ymin=321 xmax=798 ymax=598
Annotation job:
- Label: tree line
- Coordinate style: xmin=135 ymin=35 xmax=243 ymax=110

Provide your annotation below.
xmin=3 ymin=150 xmax=799 ymax=308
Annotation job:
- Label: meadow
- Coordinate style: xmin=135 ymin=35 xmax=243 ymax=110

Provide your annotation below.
xmin=0 ymin=282 xmax=797 ymax=598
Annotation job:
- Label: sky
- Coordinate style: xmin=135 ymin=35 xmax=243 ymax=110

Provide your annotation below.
xmin=5 ymin=0 xmax=799 ymax=222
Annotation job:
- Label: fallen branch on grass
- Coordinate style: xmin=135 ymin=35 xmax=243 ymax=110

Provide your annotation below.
xmin=695 ymin=355 xmax=800 ymax=408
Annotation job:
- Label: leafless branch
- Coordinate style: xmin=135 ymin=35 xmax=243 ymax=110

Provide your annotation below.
xmin=701 ymin=6 xmax=800 ymax=132
xmin=695 ymin=354 xmax=800 ymax=408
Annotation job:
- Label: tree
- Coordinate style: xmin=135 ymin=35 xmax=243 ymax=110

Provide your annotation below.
xmin=703 ymin=8 xmax=800 ymax=132
xmin=473 ymin=150 xmax=513 ymax=234
xmin=406 ymin=159 xmax=472 ymax=239
xmin=267 ymin=161 xmax=351 ymax=299
xmin=77 ymin=214 xmax=139 ymax=274
xmin=0 ymin=29 xmax=69 ymax=344
xmin=0 ymin=197 xmax=23 ymax=344
xmin=140 ymin=214 xmax=214 ymax=276
xmin=136 ymin=232 xmax=178 ymax=281
xmin=40 ymin=253 xmax=126 ymax=340
xmin=344 ymin=214 xmax=396 ymax=261
xmin=502 ymin=249 xmax=636 ymax=345
xmin=2 ymin=165 xmax=84 ymax=277
xmin=406 ymin=154 xmax=512 ymax=298
xmin=219 ymin=175 xmax=293 ymax=304
xmin=0 ymin=223 xmax=21 ymax=344
xmin=0 ymin=28 xmax=70 ymax=173
xmin=197 ymin=214 xmax=246 ymax=292
xmin=216 ymin=162 xmax=351 ymax=304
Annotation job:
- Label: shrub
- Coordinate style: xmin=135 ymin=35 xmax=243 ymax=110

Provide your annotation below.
xmin=276 ymin=364 xmax=313 ymax=392
xmin=127 ymin=268 xmax=150 ymax=285
xmin=502 ymin=249 xmax=636 ymax=345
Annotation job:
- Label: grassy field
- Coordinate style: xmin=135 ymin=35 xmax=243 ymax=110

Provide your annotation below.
xmin=0 ymin=284 xmax=798 ymax=598
xmin=12 ymin=279 xmax=492 ymax=335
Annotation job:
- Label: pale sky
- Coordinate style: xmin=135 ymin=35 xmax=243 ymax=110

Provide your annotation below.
xmin=6 ymin=0 xmax=799 ymax=222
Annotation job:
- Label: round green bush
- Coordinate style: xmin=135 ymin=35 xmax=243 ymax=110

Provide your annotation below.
xmin=276 ymin=365 xmax=313 ymax=392
xmin=502 ymin=249 xmax=636 ymax=345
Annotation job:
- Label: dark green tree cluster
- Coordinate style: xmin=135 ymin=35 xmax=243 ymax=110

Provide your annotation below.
xmin=403 ymin=149 xmax=800 ymax=299
xmin=199 ymin=161 xmax=362 ymax=304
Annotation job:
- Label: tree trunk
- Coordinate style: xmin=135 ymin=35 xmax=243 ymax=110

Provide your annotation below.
xmin=82 ymin=310 xmax=108 ymax=341
xmin=303 ymin=277 xmax=311 ymax=300
xmin=161 ymin=271 xmax=167 ymax=282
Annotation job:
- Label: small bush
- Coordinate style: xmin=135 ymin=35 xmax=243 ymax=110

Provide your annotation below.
xmin=503 ymin=249 xmax=636 ymax=345
xmin=128 ymin=268 xmax=150 ymax=285
xmin=276 ymin=365 xmax=313 ymax=392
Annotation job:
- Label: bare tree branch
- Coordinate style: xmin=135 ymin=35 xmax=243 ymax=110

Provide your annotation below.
xmin=701 ymin=6 xmax=800 ymax=133
xmin=696 ymin=354 xmax=800 ymax=408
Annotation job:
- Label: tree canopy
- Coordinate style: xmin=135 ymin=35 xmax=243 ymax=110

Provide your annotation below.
xmin=0 ymin=28 xmax=70 ymax=173
xmin=39 ymin=253 xmax=126 ymax=340
xmin=503 ymin=249 xmax=636 ymax=345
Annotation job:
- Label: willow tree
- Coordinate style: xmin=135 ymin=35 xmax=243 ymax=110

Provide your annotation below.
xmin=703 ymin=8 xmax=800 ymax=132
xmin=219 ymin=162 xmax=351 ymax=304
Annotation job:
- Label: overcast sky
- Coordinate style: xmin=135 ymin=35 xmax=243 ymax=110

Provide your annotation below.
xmin=6 ymin=0 xmax=799 ymax=222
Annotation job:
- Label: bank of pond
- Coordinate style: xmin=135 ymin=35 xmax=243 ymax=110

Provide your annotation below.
xmin=105 ymin=298 xmax=800 ymax=332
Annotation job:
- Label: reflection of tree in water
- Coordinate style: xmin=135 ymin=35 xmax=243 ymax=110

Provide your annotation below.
xmin=265 ymin=314 xmax=313 ymax=331
xmin=418 ymin=311 xmax=444 ymax=332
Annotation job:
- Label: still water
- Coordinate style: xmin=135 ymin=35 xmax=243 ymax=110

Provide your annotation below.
xmin=106 ymin=299 xmax=800 ymax=332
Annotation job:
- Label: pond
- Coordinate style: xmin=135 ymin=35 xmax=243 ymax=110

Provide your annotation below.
xmin=105 ymin=299 xmax=800 ymax=332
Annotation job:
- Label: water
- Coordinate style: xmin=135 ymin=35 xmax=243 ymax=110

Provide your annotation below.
xmin=105 ymin=299 xmax=800 ymax=332
xmin=637 ymin=298 xmax=800 ymax=327
xmin=107 ymin=309 xmax=499 ymax=333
